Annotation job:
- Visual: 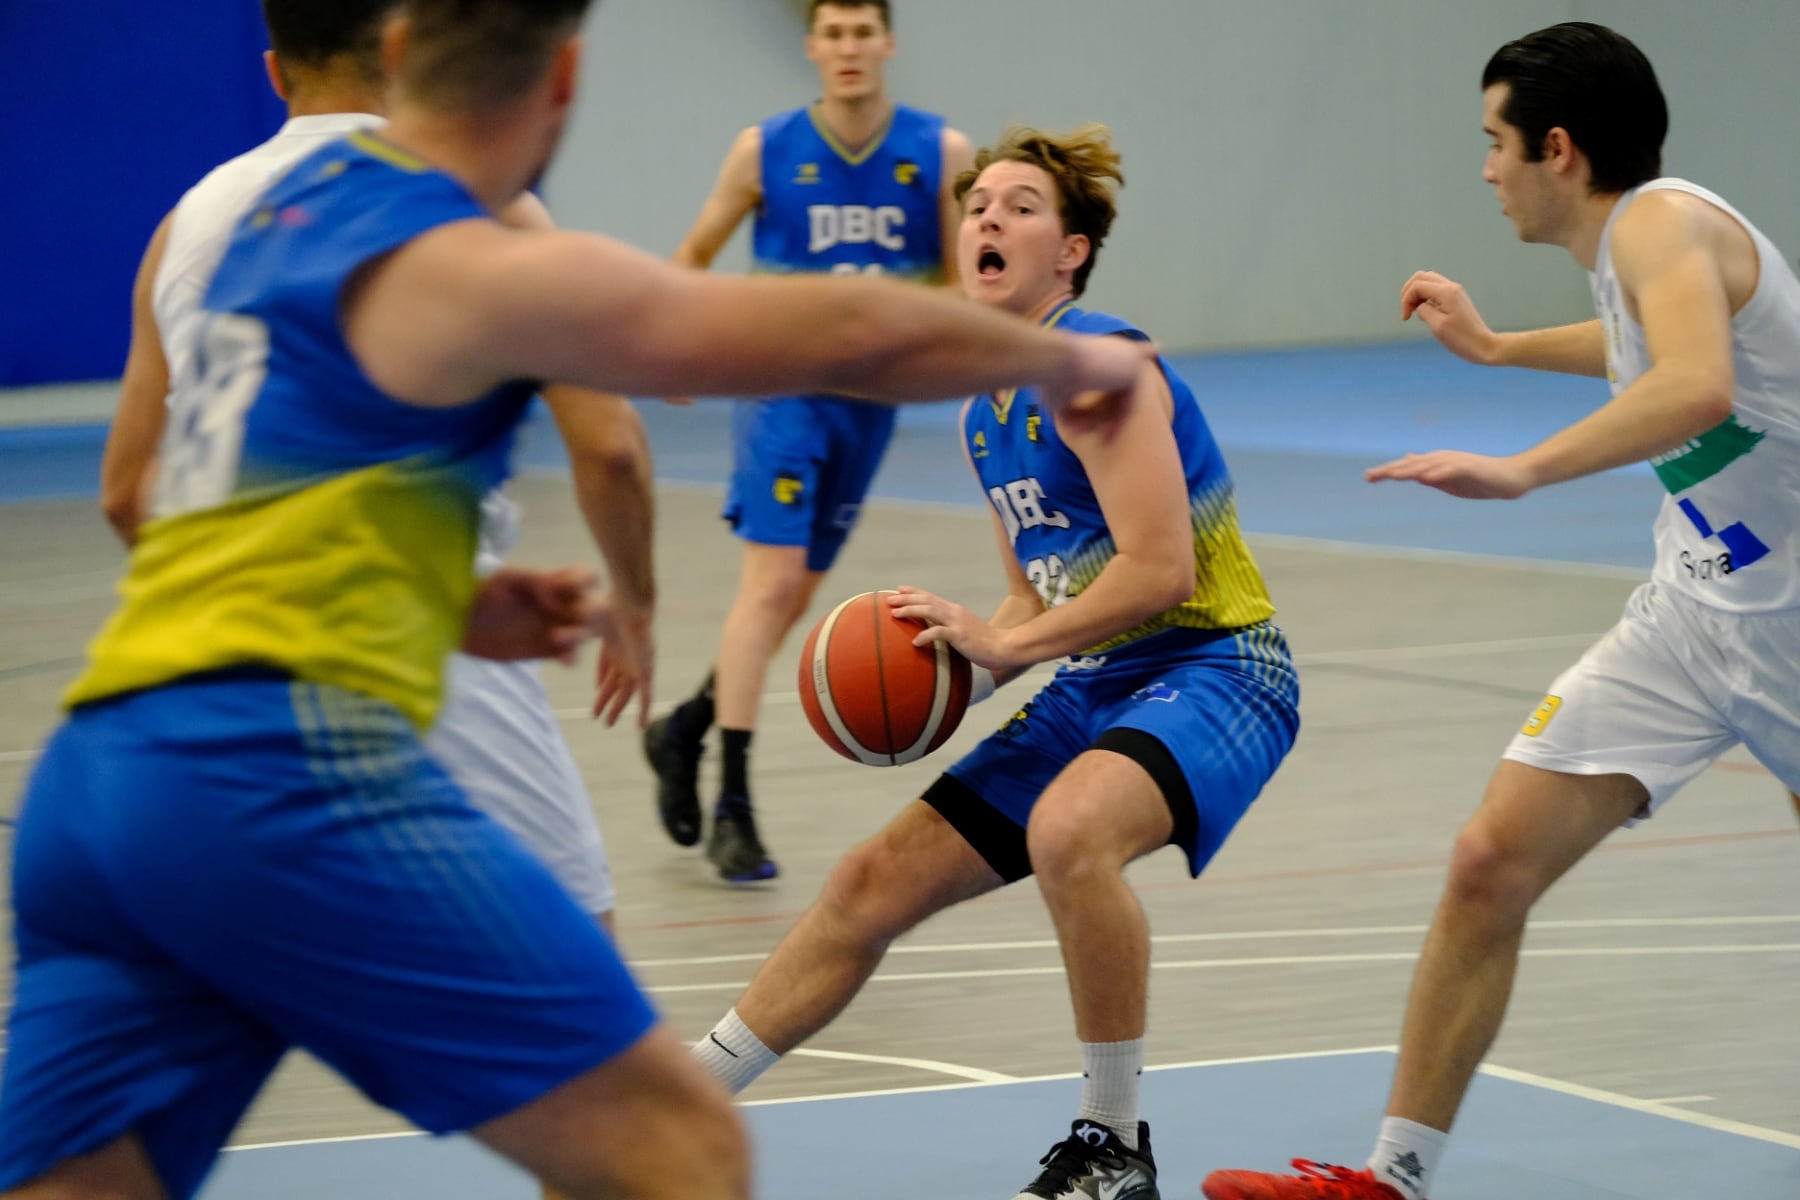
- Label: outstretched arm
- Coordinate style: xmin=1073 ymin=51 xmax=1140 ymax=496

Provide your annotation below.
xmin=1401 ymin=270 xmax=1606 ymax=378
xmin=1375 ymin=197 xmax=1734 ymax=498
xmin=342 ymin=221 xmax=1152 ymax=414
xmin=100 ymin=214 xmax=175 ymax=545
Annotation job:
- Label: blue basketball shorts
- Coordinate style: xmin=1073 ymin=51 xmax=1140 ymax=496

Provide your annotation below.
xmin=0 ymin=672 xmax=657 ymax=1200
xmin=722 ymin=395 xmax=897 ymax=571
xmin=928 ymin=624 xmax=1300 ymax=879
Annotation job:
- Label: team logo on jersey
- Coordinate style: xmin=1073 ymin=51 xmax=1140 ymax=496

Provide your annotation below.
xmin=894 ymin=159 xmax=920 ymax=186
xmin=987 ymin=477 xmax=1071 ymax=544
xmin=773 ymin=471 xmax=805 ymax=505
xmin=1520 ymin=694 xmax=1562 ymax=737
xmin=1131 ymin=682 xmax=1180 ymax=704
xmin=795 ymin=162 xmax=821 ymax=185
xmin=1025 ymin=408 xmax=1042 ymax=443
xmin=971 ymin=430 xmax=988 ymax=459
xmin=809 ymin=204 xmax=906 ymax=253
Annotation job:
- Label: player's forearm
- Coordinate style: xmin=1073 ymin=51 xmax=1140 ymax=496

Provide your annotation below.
xmin=554 ymin=396 xmax=656 ymax=609
xmin=997 ymin=553 xmax=1191 ymax=667
xmin=1491 ymin=320 xmax=1608 ymax=377
xmin=671 ymin=240 xmax=716 ymax=271
xmin=810 ymin=278 xmax=1079 ymax=404
xmin=985 ymin=591 xmax=1047 ymax=686
xmin=1516 ymin=362 xmax=1733 ymax=488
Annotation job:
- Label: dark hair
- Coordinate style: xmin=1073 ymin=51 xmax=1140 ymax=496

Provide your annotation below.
xmin=1482 ymin=22 xmax=1666 ymax=194
xmin=809 ymin=1 xmax=890 ymax=31
xmin=261 ymin=0 xmax=395 ymax=79
xmin=400 ymin=0 xmax=592 ymax=107
xmin=954 ymin=125 xmax=1123 ymax=298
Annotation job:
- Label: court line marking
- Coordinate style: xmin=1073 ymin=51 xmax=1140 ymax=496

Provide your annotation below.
xmin=644 ymin=943 xmax=1800 ymax=994
xmin=1476 ymin=1064 xmax=1800 ymax=1151
xmin=742 ymin=1044 xmax=1398 ymax=1107
xmin=208 ymin=1044 xmax=1800 ymax=1155
xmin=629 ymin=916 xmax=1800 ymax=969
xmin=223 ymin=1045 xmax=1392 ymax=1149
xmin=1644 ymin=1094 xmax=1718 ymax=1105
xmin=788 ymin=1047 xmax=1015 ymax=1084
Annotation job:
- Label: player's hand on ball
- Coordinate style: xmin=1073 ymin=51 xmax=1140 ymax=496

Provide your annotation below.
xmin=1400 ymin=270 xmax=1502 ymax=366
xmin=1365 ymin=449 xmax=1536 ymax=499
xmin=887 ymin=586 xmax=1020 ymax=671
xmin=462 ymin=565 xmax=598 ymax=664
xmin=587 ymin=592 xmax=655 ymax=728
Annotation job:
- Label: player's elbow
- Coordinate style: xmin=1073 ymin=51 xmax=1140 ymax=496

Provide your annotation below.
xmin=99 ymin=483 xmax=141 ymax=547
xmin=1689 ymin=377 xmax=1734 ymax=431
xmin=1142 ymin=548 xmax=1195 ymax=614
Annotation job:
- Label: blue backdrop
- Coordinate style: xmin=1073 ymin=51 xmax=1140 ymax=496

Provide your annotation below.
xmin=0 ymin=0 xmax=285 ymax=386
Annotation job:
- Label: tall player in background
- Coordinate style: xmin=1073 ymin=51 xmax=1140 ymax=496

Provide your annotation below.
xmin=690 ymin=125 xmax=1300 ymax=1200
xmin=1204 ymin=22 xmax=1800 ymax=1200
xmin=643 ymin=0 xmax=974 ymax=883
xmin=99 ymin=0 xmax=646 ymax=934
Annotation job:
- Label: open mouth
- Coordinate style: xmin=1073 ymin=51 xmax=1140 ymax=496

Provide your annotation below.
xmin=977 ymin=248 xmax=1006 ymax=278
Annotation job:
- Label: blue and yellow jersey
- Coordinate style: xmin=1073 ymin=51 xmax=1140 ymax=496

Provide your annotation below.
xmin=963 ymin=305 xmax=1275 ymax=655
xmin=754 ymin=103 xmax=946 ymax=282
xmin=66 ymin=133 xmax=534 ymax=728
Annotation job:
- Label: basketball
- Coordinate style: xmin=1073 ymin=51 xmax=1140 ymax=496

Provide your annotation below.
xmin=798 ymin=590 xmax=972 ymax=766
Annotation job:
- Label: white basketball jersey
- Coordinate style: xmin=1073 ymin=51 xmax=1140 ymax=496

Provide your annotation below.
xmin=1590 ymin=178 xmax=1800 ymax=612
xmin=153 ymin=113 xmax=382 ymax=396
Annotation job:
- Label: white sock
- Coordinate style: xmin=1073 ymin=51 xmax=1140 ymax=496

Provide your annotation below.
xmin=1367 ymin=1116 xmax=1447 ymax=1200
xmin=1078 ymin=1038 xmax=1144 ymax=1150
xmin=692 ymin=1008 xmax=780 ymax=1095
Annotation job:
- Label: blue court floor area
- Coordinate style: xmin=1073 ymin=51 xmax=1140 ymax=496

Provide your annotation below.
xmin=203 ymin=1049 xmax=1800 ymax=1199
xmin=0 ymin=341 xmax=1663 ymax=569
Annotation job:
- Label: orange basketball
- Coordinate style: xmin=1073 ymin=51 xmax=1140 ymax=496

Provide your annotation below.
xmin=798 ymin=590 xmax=972 ymax=766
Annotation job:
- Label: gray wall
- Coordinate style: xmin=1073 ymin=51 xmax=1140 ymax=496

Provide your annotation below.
xmin=546 ymin=1 xmax=1800 ymax=353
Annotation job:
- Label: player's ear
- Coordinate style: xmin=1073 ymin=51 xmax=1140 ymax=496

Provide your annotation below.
xmin=1542 ymin=126 xmax=1576 ymax=174
xmin=549 ymin=35 xmax=582 ymax=109
xmin=262 ymin=50 xmax=289 ymax=103
xmin=1059 ymin=233 xmax=1091 ymax=277
xmin=380 ymin=13 xmax=410 ymax=85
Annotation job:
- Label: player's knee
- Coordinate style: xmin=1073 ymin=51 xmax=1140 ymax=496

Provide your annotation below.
xmin=1026 ymin=808 xmax=1121 ymax=894
xmin=817 ymin=837 xmax=921 ymax=945
xmin=1444 ymin=820 xmax=1539 ymax=923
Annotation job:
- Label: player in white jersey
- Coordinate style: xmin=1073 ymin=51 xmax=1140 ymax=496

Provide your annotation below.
xmin=99 ymin=0 xmax=647 ymax=928
xmin=1203 ymin=22 xmax=1800 ymax=1200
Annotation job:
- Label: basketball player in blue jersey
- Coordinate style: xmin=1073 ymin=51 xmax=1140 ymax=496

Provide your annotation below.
xmin=689 ymin=125 xmax=1300 ymax=1200
xmin=0 ymin=1 xmax=1153 ymax=1195
xmin=644 ymin=0 xmax=976 ymax=882
xmin=100 ymin=0 xmax=645 ymax=944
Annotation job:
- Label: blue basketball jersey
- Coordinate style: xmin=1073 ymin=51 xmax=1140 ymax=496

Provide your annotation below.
xmin=754 ymin=103 xmax=946 ymax=282
xmin=962 ymin=305 xmax=1276 ymax=653
xmin=68 ymin=133 xmax=535 ymax=728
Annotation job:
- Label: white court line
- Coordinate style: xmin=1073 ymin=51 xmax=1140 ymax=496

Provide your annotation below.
xmin=788 ymin=1047 xmax=1014 ymax=1084
xmin=224 ymin=1044 xmax=1393 ymax=1150
xmin=632 ymin=916 xmax=1800 ymax=970
xmin=1644 ymin=1094 xmax=1718 ymax=1105
xmin=645 ymin=944 xmax=1800 ymax=995
xmin=1477 ymin=1063 xmax=1800 ymax=1151
xmin=742 ymin=1044 xmax=1398 ymax=1107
